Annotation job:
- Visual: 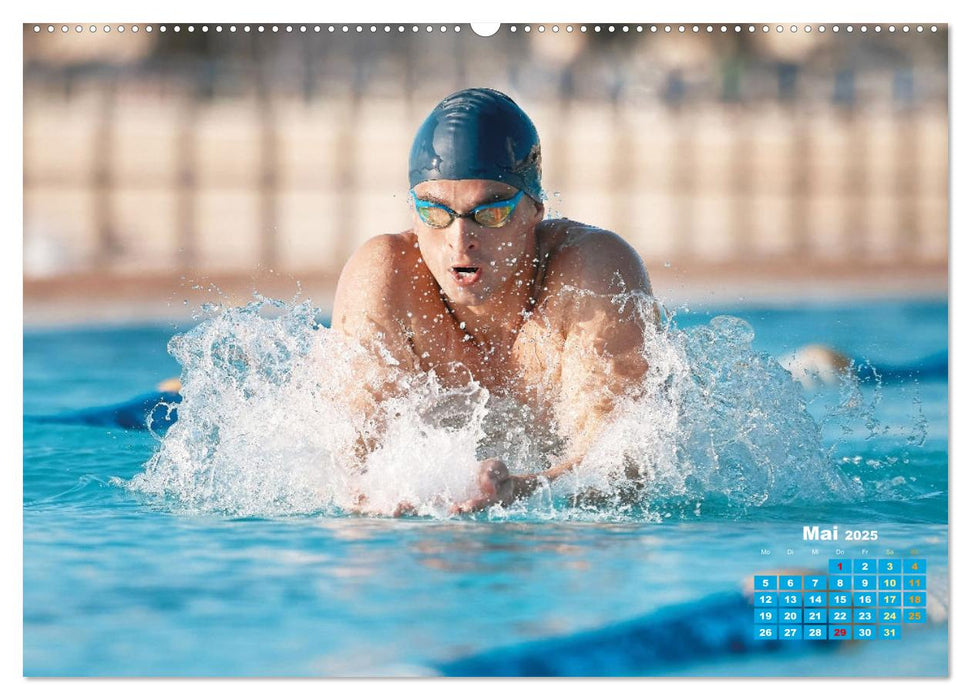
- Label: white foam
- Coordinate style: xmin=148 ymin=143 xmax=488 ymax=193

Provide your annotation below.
xmin=127 ymin=295 xmax=861 ymax=519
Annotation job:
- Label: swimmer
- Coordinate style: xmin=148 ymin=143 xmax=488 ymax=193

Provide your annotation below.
xmin=779 ymin=344 xmax=853 ymax=390
xmin=331 ymin=88 xmax=658 ymax=514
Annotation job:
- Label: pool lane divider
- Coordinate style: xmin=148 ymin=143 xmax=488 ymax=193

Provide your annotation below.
xmin=434 ymin=591 xmax=837 ymax=676
xmin=27 ymin=391 xmax=181 ymax=431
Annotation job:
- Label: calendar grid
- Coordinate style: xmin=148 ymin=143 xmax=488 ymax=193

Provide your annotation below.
xmin=753 ymin=559 xmax=926 ymax=640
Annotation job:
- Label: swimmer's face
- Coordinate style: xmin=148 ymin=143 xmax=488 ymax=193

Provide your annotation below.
xmin=411 ymin=179 xmax=544 ymax=307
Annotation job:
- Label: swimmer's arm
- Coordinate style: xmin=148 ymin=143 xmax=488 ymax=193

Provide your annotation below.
xmin=331 ymin=235 xmax=420 ymax=472
xmin=453 ymin=231 xmax=655 ymax=513
xmin=520 ymin=281 xmax=651 ymax=491
xmin=552 ymin=230 xmax=654 ymax=462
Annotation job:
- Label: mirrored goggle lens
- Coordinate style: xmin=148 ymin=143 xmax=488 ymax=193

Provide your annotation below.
xmin=473 ymin=203 xmax=516 ymax=228
xmin=416 ymin=205 xmax=453 ymax=228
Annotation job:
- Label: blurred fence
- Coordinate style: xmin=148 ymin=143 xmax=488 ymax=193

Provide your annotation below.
xmin=23 ymin=24 xmax=948 ymax=308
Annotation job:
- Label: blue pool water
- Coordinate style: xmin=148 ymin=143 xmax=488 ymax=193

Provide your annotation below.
xmin=23 ymin=298 xmax=948 ymax=676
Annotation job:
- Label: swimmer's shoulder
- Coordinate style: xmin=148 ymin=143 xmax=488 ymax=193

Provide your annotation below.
xmin=341 ymin=231 xmax=418 ymax=270
xmin=536 ymin=219 xmax=652 ymax=296
xmin=337 ymin=232 xmax=422 ymax=288
xmin=333 ymin=231 xmax=423 ymax=330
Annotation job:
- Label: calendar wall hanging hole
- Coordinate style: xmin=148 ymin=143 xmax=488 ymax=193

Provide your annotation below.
xmin=470 ymin=23 xmax=501 ymax=37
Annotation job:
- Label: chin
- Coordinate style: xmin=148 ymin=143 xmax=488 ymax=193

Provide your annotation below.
xmin=444 ymin=281 xmax=495 ymax=307
xmin=447 ymin=289 xmax=490 ymax=307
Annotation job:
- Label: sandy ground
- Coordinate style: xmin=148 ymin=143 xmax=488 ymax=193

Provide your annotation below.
xmin=23 ymin=260 xmax=947 ymax=328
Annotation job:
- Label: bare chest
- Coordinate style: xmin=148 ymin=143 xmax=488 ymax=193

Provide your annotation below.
xmin=405 ymin=305 xmax=564 ymax=407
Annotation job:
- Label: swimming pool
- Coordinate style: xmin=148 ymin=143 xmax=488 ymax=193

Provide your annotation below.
xmin=23 ymin=298 xmax=948 ymax=676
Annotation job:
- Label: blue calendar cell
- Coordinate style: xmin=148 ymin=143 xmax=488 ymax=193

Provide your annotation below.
xmin=805 ymin=592 xmax=827 ymax=607
xmin=755 ymin=609 xmax=777 ymax=623
xmin=904 ymin=575 xmax=926 ymax=590
xmin=804 ymin=609 xmax=826 ymax=624
xmin=828 ymin=609 xmax=851 ymax=624
xmin=854 ymin=592 xmax=876 ymax=607
xmin=779 ymin=608 xmax=802 ymax=624
xmin=829 ymin=559 xmax=851 ymax=574
xmin=855 ymin=609 xmax=877 ymax=623
xmin=879 ymin=625 xmax=902 ymax=640
xmin=904 ymin=592 xmax=925 ymax=607
xmin=754 ymin=625 xmax=777 ymax=640
xmin=854 ymin=625 xmax=876 ymax=640
xmin=880 ymin=609 xmax=901 ymax=623
xmin=804 ymin=625 xmax=827 ymax=640
xmin=904 ymin=609 xmax=926 ymax=624
xmin=779 ymin=592 xmax=802 ymax=607
xmin=880 ymin=559 xmax=902 ymax=573
xmin=880 ymin=592 xmax=901 ymax=607
xmin=754 ymin=575 xmax=777 ymax=590
xmin=904 ymin=559 xmax=927 ymax=574
xmin=828 ymin=592 xmax=851 ymax=607
xmin=879 ymin=576 xmax=901 ymax=590
xmin=780 ymin=625 xmax=803 ymax=640
xmin=828 ymin=625 xmax=851 ymax=640
xmin=755 ymin=592 xmax=777 ymax=607
xmin=854 ymin=575 xmax=877 ymax=590
xmin=779 ymin=575 xmax=801 ymax=590
xmin=830 ymin=575 xmax=851 ymax=590
xmin=803 ymin=575 xmax=827 ymax=590
xmin=853 ymin=559 xmax=876 ymax=573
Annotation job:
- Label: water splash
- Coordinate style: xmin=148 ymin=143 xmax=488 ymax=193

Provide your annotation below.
xmin=127 ymin=296 xmax=862 ymax=519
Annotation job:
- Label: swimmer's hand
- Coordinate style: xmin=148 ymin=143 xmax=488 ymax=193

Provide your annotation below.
xmin=450 ymin=459 xmax=538 ymax=514
xmin=347 ymin=492 xmax=417 ymax=518
xmin=392 ymin=501 xmax=418 ymax=517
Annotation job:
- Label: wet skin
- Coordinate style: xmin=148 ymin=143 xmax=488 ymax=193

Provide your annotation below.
xmin=332 ymin=179 xmax=657 ymax=513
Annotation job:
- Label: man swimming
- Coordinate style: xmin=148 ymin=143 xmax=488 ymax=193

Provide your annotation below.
xmin=331 ymin=88 xmax=658 ymax=514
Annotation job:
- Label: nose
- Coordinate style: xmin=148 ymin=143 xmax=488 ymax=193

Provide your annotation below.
xmin=447 ymin=217 xmax=478 ymax=251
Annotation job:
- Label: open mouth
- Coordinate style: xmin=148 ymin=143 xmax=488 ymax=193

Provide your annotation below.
xmin=450 ymin=266 xmax=482 ymax=287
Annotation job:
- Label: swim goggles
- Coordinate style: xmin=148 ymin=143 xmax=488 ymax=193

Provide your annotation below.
xmin=410 ymin=190 xmax=524 ymax=229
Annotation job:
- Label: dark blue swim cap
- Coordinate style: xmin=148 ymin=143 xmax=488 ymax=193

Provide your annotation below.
xmin=408 ymin=88 xmax=543 ymax=203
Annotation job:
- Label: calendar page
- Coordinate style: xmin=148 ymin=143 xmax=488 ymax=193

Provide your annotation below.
xmin=22 ymin=17 xmax=949 ymax=679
